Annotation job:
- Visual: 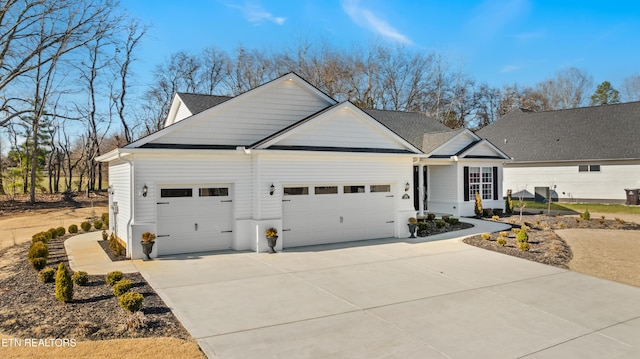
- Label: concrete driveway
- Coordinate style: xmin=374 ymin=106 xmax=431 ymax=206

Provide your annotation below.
xmin=134 ymin=231 xmax=640 ymax=358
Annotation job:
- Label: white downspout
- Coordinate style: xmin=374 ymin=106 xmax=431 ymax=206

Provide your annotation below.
xmin=118 ymin=151 xmax=134 ymax=259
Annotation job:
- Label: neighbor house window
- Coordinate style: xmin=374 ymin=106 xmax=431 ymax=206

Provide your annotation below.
xmin=579 ymin=165 xmax=601 ymax=172
xmin=283 ymin=187 xmax=308 ymax=195
xmin=199 ymin=188 xmax=229 ymax=197
xmin=465 ymin=166 xmax=496 ymax=201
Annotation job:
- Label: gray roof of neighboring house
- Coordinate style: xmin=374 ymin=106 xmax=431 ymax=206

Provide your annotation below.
xmin=477 ymin=101 xmax=640 ymax=162
xmin=363 ymin=108 xmax=451 ymax=150
xmin=177 ymin=93 xmax=231 ymax=115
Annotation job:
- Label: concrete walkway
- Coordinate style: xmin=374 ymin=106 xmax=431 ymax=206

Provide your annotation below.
xmin=65 ymin=219 xmax=640 ymax=358
xmin=65 ymin=232 xmax=137 ymax=274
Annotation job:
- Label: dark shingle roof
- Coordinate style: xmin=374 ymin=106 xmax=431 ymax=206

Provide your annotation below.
xmin=363 ymin=109 xmax=450 ymax=150
xmin=477 ymin=102 xmax=640 ymax=162
xmin=177 ymin=93 xmax=231 ymax=115
xmin=421 ymin=129 xmax=465 ymax=154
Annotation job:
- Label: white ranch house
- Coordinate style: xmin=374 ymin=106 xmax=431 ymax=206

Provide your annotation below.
xmin=98 ymin=73 xmax=509 ymax=259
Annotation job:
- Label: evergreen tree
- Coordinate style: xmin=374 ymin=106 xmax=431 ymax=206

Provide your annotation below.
xmin=590 ymin=81 xmax=620 ymax=106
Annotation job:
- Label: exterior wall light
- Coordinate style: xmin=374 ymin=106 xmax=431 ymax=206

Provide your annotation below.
xmin=108 ymin=185 xmax=114 ymax=195
xmin=142 ymin=184 xmax=148 ymax=197
xmin=405 ymin=182 xmax=410 ymax=191
xmin=269 ymin=183 xmax=275 ymax=196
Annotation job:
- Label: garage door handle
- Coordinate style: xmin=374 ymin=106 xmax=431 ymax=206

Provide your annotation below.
xmin=195 ymin=223 xmax=198 ymax=231
xmin=157 ymin=202 xmax=170 ymax=204
xmin=221 ymin=230 xmax=233 ymax=233
xmin=386 ymin=221 xmax=395 ymax=223
xmin=386 ymin=195 xmax=394 ymax=198
xmin=282 ymin=229 xmax=291 ymax=232
xmin=157 ymin=235 xmax=170 ymax=238
xmin=220 ymin=200 xmax=233 ymax=203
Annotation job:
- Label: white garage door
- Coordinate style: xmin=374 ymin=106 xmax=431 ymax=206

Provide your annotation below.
xmin=156 ymin=186 xmax=233 ymax=255
xmin=282 ymin=184 xmax=394 ymax=248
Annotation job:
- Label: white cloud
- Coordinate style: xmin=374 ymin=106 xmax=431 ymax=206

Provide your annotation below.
xmin=500 ymin=65 xmax=523 ymax=73
xmin=341 ymin=0 xmax=411 ymax=44
xmin=227 ymin=2 xmax=286 ymax=26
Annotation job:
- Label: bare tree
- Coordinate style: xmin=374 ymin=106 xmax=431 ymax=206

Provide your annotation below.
xmin=535 ymin=67 xmax=593 ymax=110
xmin=622 ymin=74 xmax=640 ymax=102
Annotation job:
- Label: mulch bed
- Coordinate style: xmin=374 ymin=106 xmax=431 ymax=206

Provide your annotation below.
xmin=0 ymin=234 xmax=192 ymax=341
xmin=98 ymin=240 xmax=127 ymax=262
xmin=0 ymin=192 xmax=109 ymax=216
xmin=463 ymin=214 xmax=640 ymax=269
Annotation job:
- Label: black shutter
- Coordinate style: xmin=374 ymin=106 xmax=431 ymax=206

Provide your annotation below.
xmin=493 ymin=166 xmax=499 ymax=200
xmin=463 ymin=166 xmax=469 ymax=201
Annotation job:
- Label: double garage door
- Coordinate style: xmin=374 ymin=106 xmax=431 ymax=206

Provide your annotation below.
xmin=156 ymin=186 xmax=233 ymax=256
xmin=282 ymin=184 xmax=395 ymax=248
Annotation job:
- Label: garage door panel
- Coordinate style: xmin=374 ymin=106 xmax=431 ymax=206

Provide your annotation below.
xmin=283 ymin=184 xmax=394 ymax=248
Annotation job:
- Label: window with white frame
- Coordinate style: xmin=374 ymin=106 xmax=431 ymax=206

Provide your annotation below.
xmin=469 ymin=167 xmax=493 ymax=200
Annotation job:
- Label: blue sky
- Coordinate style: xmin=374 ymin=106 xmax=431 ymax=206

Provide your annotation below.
xmin=126 ymin=0 xmax=640 ymax=91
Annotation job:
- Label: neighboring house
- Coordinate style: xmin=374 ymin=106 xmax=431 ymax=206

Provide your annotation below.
xmin=97 ymin=73 xmax=509 ymax=259
xmin=477 ymin=102 xmax=640 ymax=203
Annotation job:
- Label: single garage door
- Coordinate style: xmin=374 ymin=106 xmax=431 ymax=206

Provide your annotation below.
xmin=282 ymin=184 xmax=394 ymax=248
xmin=156 ymin=186 xmax=233 ymax=255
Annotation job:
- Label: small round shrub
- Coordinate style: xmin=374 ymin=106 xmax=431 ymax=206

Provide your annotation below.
xmin=55 ymin=263 xmax=74 ymax=303
xmin=102 ymin=229 xmax=108 ymax=241
xmin=30 ymin=257 xmax=47 ymax=271
xmin=106 ymin=270 xmax=124 ymax=286
xmin=426 ymin=213 xmax=436 ymax=221
xmin=516 ymin=229 xmax=529 ymax=243
xmin=80 ymin=221 xmax=92 ymax=232
xmin=518 ymin=241 xmax=530 ymax=252
xmin=499 ymin=231 xmax=509 ymax=238
xmin=102 ymin=212 xmax=109 ymax=223
xmin=417 ymin=222 xmax=429 ymax=231
xmin=447 ymin=217 xmax=459 ymax=225
xmin=48 ymin=228 xmax=58 ymax=239
xmin=113 ymin=279 xmax=132 ymax=297
xmin=581 ymin=209 xmax=590 ymax=220
xmin=496 ymin=236 xmax=507 ymax=246
xmin=119 ymin=291 xmax=144 ymax=313
xmin=39 ymin=267 xmax=56 ymax=283
xmin=435 ymin=219 xmax=446 ymax=228
xmin=491 ymin=215 xmax=500 ymax=221
xmin=28 ymin=241 xmax=49 ymax=261
xmin=408 ymin=217 xmax=418 ymax=225
xmin=72 ymin=271 xmax=89 ymax=286
xmin=68 ymin=224 xmax=79 ymax=234
xmin=481 ymin=233 xmax=491 ymax=241
xmin=94 ymin=220 xmax=103 ymax=230
xmin=32 ymin=232 xmax=48 ymax=244
xmin=56 ymin=227 xmax=66 ymax=236
xmin=441 ymin=215 xmax=450 ymax=222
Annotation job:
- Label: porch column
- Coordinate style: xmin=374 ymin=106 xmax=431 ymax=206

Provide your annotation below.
xmin=418 ymin=164 xmax=425 ymax=216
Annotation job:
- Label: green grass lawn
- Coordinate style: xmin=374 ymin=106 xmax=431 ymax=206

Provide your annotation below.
xmin=521 ymin=201 xmax=640 ymax=215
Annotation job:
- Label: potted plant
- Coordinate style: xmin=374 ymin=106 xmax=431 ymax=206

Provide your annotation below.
xmin=265 ymin=227 xmax=278 ymax=253
xmin=141 ymin=231 xmax=156 ymax=260
xmin=408 ymin=217 xmax=418 ymax=238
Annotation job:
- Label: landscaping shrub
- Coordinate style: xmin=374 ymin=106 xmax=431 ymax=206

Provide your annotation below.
xmin=518 ymin=241 xmax=530 ymax=252
xmin=56 ymin=227 xmax=65 ymax=236
xmin=48 ymin=228 xmax=58 ymax=239
xmin=119 ymin=291 xmax=144 ymax=313
xmin=101 ymin=212 xmax=109 ymax=223
xmin=93 ymin=220 xmax=103 ymax=230
xmin=39 ymin=267 xmax=56 ymax=283
xmin=68 ymin=224 xmax=79 ymax=234
xmin=496 ymin=236 xmax=507 ymax=246
xmin=426 ymin=213 xmax=436 ymax=221
xmin=30 ymin=257 xmax=47 ymax=271
xmin=55 ymin=263 xmax=74 ymax=303
xmin=499 ymin=231 xmax=509 ymax=238
xmin=435 ymin=219 xmax=446 ymax=228
xmin=113 ymin=279 xmax=132 ymax=297
xmin=447 ymin=217 xmax=459 ymax=225
xmin=491 ymin=215 xmax=499 ymax=221
xmin=581 ymin=209 xmax=590 ymax=220
xmin=511 ymin=228 xmax=520 ymax=234
xmin=474 ymin=192 xmax=483 ymax=217
xmin=615 ymin=217 xmax=625 ymax=224
xmin=72 ymin=271 xmax=89 ymax=286
xmin=109 ymin=234 xmax=124 ymax=256
xmin=106 ymin=270 xmax=124 ymax=286
xmin=125 ymin=311 xmax=147 ymax=330
xmin=599 ymin=216 xmax=606 ymax=225
xmin=516 ymin=229 xmax=529 ymax=243
xmin=102 ymin=229 xmax=108 ymax=241
xmin=80 ymin=221 xmax=92 ymax=232
xmin=441 ymin=215 xmax=450 ymax=222
xmin=31 ymin=232 xmax=48 ymax=244
xmin=505 ymin=189 xmax=514 ymax=214
xmin=28 ymin=241 xmax=49 ymax=261
xmin=481 ymin=233 xmax=491 ymax=241
xmin=408 ymin=217 xmax=418 ymax=225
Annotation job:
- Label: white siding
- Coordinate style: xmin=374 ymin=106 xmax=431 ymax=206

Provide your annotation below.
xmin=131 ymin=153 xmax=252 ymax=225
xmin=174 ymin=101 xmax=193 ymax=123
xmin=428 ymin=164 xmax=458 ymax=215
xmin=152 ymin=80 xmax=331 ymax=146
xmin=504 ymin=160 xmax=640 ymax=202
xmin=276 ymin=107 xmax=405 ymax=150
xmin=108 ymin=160 xmax=131 ymax=243
xmin=433 ymin=132 xmax=475 ymax=156
xmin=464 ymin=142 xmax=500 ymax=157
